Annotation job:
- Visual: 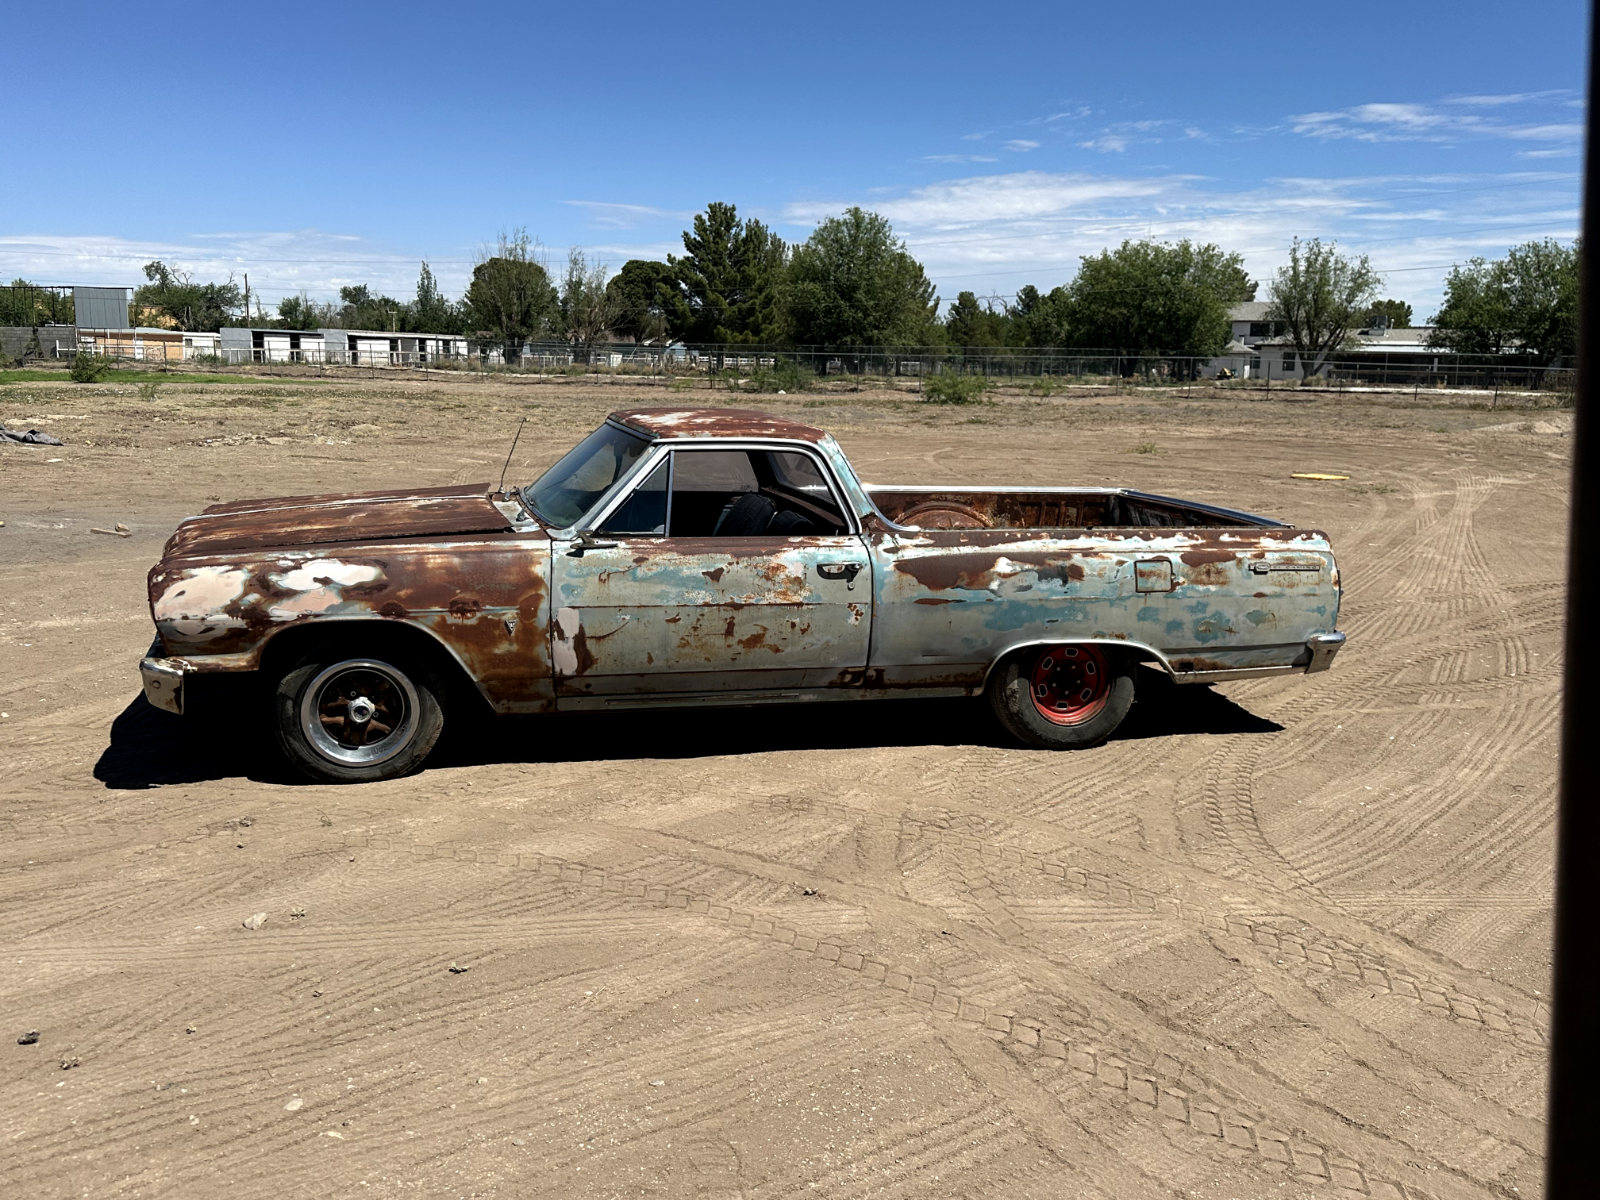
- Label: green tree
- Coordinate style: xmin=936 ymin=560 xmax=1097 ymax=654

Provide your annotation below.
xmin=605 ymin=260 xmax=678 ymax=344
xmin=335 ymin=284 xmax=408 ymax=331
xmin=1009 ymin=284 xmax=1074 ymax=347
xmin=463 ymin=229 xmax=559 ymax=360
xmin=1429 ymin=239 xmax=1579 ymax=364
xmin=1063 ymin=239 xmax=1250 ymax=358
xmin=669 ymin=203 xmax=787 ymax=343
xmin=414 ymin=261 xmax=462 ymax=333
xmin=944 ymin=291 xmax=1010 ymax=348
xmin=276 ymin=294 xmax=328 ymax=330
xmin=134 ymin=261 xmax=243 ymax=332
xmin=1363 ymin=298 xmax=1412 ymax=328
xmin=1265 ymin=239 xmax=1383 ymax=375
xmin=559 ymin=249 xmax=619 ymax=358
xmin=0 ymin=280 xmax=74 ymax=326
xmin=785 ymin=207 xmax=940 ymax=346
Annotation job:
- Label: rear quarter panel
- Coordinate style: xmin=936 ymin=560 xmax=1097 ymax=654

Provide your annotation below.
xmin=869 ymin=527 xmax=1340 ymax=685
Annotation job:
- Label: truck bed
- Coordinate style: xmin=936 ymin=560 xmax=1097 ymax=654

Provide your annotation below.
xmin=865 ymin=486 xmax=1278 ymax=531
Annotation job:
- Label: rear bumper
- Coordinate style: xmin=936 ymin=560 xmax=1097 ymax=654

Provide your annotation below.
xmin=1168 ymin=631 xmax=1346 ymax=684
xmin=140 ymin=656 xmax=187 ymax=715
xmin=1305 ymin=631 xmax=1346 ymax=673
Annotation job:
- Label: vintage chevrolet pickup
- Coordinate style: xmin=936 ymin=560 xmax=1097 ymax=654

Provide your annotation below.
xmin=140 ymin=408 xmax=1344 ymax=782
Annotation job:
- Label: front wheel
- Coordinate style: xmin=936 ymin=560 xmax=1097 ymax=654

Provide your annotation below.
xmin=987 ymin=643 xmax=1135 ymax=750
xmin=275 ymin=655 xmax=444 ymax=783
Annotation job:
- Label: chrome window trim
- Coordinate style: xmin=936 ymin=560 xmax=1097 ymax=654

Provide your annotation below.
xmin=568 ymin=438 xmax=860 ymax=538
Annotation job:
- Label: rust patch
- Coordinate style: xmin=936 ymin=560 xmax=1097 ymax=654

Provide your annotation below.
xmin=1187 ymin=562 xmax=1234 ymax=587
xmin=378 ymin=601 xmax=409 ymax=618
xmin=737 ymin=626 xmax=780 ymax=652
xmin=168 ymin=484 xmax=510 ymax=558
xmin=723 ymin=616 xmax=737 ymax=638
xmin=448 ymin=595 xmax=484 ymax=618
xmin=612 ymin=407 xmax=827 ymax=443
xmin=1180 ymin=549 xmax=1235 ymax=567
xmin=571 ymin=625 xmax=597 ymax=675
xmin=914 ymin=597 xmax=959 ymax=606
xmin=702 ymin=567 xmax=726 ymax=583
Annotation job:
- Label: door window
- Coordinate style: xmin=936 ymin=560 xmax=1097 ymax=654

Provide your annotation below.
xmin=600 ymin=456 xmax=669 ymax=535
xmin=664 ymin=449 xmax=849 ymax=537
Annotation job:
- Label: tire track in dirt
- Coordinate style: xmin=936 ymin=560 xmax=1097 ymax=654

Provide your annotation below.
xmin=209 ymin=833 xmax=1533 ymax=1199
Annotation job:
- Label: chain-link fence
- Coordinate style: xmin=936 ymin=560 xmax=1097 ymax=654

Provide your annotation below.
xmin=22 ymin=334 xmax=1576 ymax=403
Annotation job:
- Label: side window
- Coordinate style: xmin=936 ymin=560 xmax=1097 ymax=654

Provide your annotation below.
xmin=763 ymin=451 xmax=846 ymax=529
xmin=669 ymin=451 xmax=760 ymax=536
xmin=600 ymin=457 xmax=669 ymax=535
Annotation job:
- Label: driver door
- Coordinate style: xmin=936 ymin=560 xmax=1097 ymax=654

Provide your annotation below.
xmin=549 ymin=446 xmax=871 ymax=701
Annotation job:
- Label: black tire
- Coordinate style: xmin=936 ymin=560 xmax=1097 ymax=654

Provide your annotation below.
xmin=987 ymin=643 xmax=1135 ymax=750
xmin=274 ymin=653 xmax=444 ymax=783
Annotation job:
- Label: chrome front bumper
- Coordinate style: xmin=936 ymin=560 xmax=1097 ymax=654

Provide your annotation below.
xmin=140 ymin=656 xmax=188 ymax=715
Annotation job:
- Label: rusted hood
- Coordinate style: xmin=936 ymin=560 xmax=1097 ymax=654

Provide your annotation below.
xmin=163 ymin=483 xmax=513 ymax=557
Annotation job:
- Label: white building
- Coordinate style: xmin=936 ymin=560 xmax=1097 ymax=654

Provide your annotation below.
xmin=217 ymin=327 xmax=468 ymax=365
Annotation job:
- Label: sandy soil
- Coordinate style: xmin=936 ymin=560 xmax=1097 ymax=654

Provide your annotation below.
xmin=0 ymin=370 xmax=1567 ymax=1198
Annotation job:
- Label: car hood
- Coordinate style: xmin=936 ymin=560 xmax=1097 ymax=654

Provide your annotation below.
xmin=162 ymin=483 xmax=518 ymax=558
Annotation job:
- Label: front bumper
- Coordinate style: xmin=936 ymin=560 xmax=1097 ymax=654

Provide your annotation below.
xmin=140 ymin=656 xmax=188 ymax=715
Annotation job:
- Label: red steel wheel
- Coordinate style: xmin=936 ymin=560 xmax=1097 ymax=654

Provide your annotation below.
xmin=1029 ymin=644 xmax=1111 ymax=726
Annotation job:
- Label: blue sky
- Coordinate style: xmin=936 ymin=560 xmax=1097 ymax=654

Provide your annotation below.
xmin=1 ymin=1 xmax=1586 ymax=319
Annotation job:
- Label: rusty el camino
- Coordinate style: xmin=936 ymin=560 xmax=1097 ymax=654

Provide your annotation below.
xmin=139 ymin=408 xmax=1345 ymax=782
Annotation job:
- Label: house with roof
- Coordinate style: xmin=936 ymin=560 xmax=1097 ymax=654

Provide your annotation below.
xmin=217 ymin=327 xmax=467 ymax=365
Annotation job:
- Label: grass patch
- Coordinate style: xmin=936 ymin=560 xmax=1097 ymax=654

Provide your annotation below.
xmin=920 ymin=374 xmax=990 ymax=405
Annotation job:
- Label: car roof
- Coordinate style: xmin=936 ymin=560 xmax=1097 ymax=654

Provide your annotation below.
xmin=610 ymin=408 xmax=827 ymax=444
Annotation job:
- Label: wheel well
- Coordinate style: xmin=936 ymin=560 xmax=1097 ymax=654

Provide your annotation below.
xmin=258 ymin=620 xmax=491 ymax=715
xmin=983 ymin=638 xmax=1169 ymax=692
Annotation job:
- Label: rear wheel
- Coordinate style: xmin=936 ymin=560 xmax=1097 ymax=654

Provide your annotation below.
xmin=987 ymin=643 xmax=1135 ymax=750
xmin=274 ymin=655 xmax=444 ymax=783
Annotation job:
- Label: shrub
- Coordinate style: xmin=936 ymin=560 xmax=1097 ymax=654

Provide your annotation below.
xmin=137 ymin=380 xmax=162 ymax=402
xmin=1029 ymin=375 xmax=1064 ymax=397
xmin=743 ymin=359 xmax=815 ymax=394
xmin=70 ymin=353 xmax=112 ymax=383
xmin=921 ymin=373 xmax=990 ymax=404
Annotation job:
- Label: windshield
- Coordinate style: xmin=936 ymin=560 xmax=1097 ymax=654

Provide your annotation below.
xmin=522 ymin=422 xmax=651 ymax=528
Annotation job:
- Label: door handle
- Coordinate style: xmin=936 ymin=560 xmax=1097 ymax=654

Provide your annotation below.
xmin=817 ymin=562 xmax=863 ymax=589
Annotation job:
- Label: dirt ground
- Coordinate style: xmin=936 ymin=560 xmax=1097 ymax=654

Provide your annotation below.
xmin=0 ymin=369 xmax=1568 ymax=1199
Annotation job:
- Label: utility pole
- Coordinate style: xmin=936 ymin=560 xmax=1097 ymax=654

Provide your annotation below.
xmin=243 ymin=274 xmax=251 ymax=326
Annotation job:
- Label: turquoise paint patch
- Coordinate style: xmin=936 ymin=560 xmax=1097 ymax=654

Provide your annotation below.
xmin=1191 ymin=610 xmax=1235 ymax=643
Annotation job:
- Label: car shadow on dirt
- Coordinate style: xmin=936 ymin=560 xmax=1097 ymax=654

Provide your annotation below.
xmin=95 ymin=670 xmax=1282 ymax=788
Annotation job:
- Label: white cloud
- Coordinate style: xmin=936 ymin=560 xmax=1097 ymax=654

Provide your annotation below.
xmin=925 ymin=154 xmax=998 ymax=163
xmin=782 ymin=168 xmax=1579 ymax=316
xmin=1005 ymin=139 xmax=1040 ymax=152
xmin=1293 ymin=98 xmax=1582 ymax=145
xmin=960 ymin=132 xmax=986 ymax=141
xmin=1079 ymin=134 xmax=1129 ymax=153
xmin=562 ymin=200 xmax=691 ymax=228
xmin=0 ymin=227 xmax=666 ymax=306
xmin=1448 ymin=90 xmax=1571 ymax=106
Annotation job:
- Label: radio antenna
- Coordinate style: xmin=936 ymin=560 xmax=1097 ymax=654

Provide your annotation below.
xmin=497 ymin=415 xmax=528 ymax=497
